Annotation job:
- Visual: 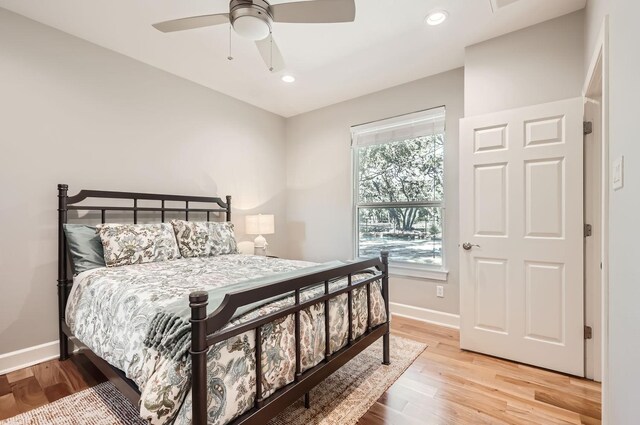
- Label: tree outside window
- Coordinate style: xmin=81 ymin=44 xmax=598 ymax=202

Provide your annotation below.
xmin=352 ymin=108 xmax=445 ymax=267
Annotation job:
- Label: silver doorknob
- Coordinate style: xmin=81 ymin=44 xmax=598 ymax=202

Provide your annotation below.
xmin=462 ymin=242 xmax=480 ymax=250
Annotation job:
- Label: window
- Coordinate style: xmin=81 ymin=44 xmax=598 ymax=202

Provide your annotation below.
xmin=352 ymin=107 xmax=445 ymax=271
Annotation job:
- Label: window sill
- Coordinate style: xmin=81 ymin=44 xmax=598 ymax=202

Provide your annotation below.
xmin=389 ymin=262 xmax=448 ymax=281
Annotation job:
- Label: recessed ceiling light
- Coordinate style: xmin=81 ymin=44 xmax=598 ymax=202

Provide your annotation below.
xmin=425 ymin=10 xmax=448 ymax=26
xmin=281 ymin=75 xmax=296 ymax=83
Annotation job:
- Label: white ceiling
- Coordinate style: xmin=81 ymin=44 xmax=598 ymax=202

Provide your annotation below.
xmin=0 ymin=0 xmax=586 ymax=117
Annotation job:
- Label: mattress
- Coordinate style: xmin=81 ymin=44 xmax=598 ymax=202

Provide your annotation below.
xmin=65 ymin=254 xmax=387 ymax=424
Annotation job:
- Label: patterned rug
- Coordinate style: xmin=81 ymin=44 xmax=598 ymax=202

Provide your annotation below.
xmin=2 ymin=336 xmax=425 ymax=425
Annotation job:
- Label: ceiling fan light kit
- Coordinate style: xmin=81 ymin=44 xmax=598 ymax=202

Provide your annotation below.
xmin=230 ymin=0 xmax=272 ymax=40
xmin=152 ymin=0 xmax=356 ymax=73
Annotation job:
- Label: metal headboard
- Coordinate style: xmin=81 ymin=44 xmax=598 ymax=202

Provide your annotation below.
xmin=56 ymin=183 xmax=232 ymax=359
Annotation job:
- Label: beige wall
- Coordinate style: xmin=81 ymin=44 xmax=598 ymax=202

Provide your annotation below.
xmin=285 ymin=68 xmax=464 ymax=315
xmin=0 ymin=9 xmax=287 ymax=354
xmin=464 ymin=11 xmax=584 ymax=117
xmin=607 ymin=0 xmax=640 ymax=422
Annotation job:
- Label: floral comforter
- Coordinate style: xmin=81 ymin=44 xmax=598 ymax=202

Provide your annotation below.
xmin=65 ymin=254 xmax=387 ymax=424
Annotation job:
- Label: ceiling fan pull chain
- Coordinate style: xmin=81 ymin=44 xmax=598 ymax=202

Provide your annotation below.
xmin=269 ymin=32 xmax=274 ymax=72
xmin=227 ymin=24 xmax=234 ymax=61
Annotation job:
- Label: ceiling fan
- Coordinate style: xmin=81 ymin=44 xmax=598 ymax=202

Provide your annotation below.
xmin=152 ymin=0 xmax=356 ymax=72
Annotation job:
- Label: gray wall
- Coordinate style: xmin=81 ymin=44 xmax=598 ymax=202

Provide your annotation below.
xmin=285 ymin=68 xmax=464 ymax=315
xmin=608 ymin=0 xmax=640 ymax=422
xmin=0 ymin=9 xmax=287 ymax=355
xmin=464 ymin=11 xmax=584 ymax=116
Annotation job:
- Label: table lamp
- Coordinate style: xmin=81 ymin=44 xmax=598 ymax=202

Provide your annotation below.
xmin=245 ymin=214 xmax=275 ymax=256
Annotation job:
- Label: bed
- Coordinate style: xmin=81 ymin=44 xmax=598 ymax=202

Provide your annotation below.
xmin=56 ymin=184 xmax=391 ymax=425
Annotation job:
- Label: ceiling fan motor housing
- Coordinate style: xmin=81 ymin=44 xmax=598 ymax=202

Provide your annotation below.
xmin=230 ymin=0 xmax=274 ymax=40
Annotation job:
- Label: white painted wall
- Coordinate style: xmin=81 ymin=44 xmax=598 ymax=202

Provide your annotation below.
xmin=464 ymin=11 xmax=584 ymax=117
xmin=285 ymin=68 xmax=464 ymax=315
xmin=0 ymin=9 xmax=287 ymax=355
xmin=607 ymin=1 xmax=640 ymax=422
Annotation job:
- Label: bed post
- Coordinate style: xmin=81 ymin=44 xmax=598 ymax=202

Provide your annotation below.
xmin=190 ymin=291 xmax=209 ymax=425
xmin=381 ymin=251 xmax=390 ymax=365
xmin=226 ymin=195 xmax=232 ymax=222
xmin=57 ymin=184 xmax=70 ymax=361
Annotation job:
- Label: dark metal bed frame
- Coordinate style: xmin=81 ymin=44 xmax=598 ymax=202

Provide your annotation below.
xmin=57 ymin=184 xmax=391 ymax=425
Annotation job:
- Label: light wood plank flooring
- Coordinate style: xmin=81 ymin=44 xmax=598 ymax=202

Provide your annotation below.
xmin=359 ymin=317 xmax=601 ymax=424
xmin=0 ymin=316 xmax=601 ymax=424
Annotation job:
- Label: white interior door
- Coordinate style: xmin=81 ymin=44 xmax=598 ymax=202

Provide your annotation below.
xmin=459 ymin=97 xmax=584 ymax=376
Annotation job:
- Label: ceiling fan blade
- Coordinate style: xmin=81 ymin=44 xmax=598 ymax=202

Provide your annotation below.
xmin=271 ymin=0 xmax=355 ymax=23
xmin=152 ymin=13 xmax=229 ymax=33
xmin=255 ymin=35 xmax=286 ymax=72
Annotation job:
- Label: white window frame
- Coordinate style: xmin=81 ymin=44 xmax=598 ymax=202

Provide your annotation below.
xmin=351 ymin=107 xmax=448 ymax=280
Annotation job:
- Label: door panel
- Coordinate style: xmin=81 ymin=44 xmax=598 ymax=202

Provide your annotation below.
xmin=460 ymin=98 xmax=584 ymax=376
xmin=474 ymin=163 xmax=508 ymax=236
xmin=475 ymin=257 xmax=509 ymax=333
xmin=475 ymin=125 xmax=508 ymax=152
xmin=525 ymin=115 xmax=565 ymax=146
xmin=525 ymin=158 xmax=564 ymax=238
xmin=525 ymin=261 xmax=565 ymax=343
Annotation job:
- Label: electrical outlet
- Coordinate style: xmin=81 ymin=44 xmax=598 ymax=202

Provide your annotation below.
xmin=436 ymin=285 xmax=444 ymax=298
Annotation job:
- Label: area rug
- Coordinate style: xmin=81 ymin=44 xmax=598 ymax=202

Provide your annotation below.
xmin=2 ymin=336 xmax=425 ymax=425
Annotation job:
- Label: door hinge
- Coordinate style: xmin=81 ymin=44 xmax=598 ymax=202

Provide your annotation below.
xmin=584 ymin=325 xmax=593 ymax=340
xmin=584 ymin=121 xmax=593 ymax=135
xmin=584 ymin=224 xmax=592 ymax=237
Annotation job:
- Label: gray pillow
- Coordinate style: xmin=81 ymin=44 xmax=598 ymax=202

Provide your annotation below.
xmin=63 ymin=224 xmax=106 ymax=274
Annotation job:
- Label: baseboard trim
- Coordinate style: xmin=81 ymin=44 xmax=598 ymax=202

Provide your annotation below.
xmin=0 ymin=340 xmax=78 ymax=375
xmin=390 ymin=302 xmax=460 ymax=329
xmin=0 ymin=341 xmax=60 ymax=375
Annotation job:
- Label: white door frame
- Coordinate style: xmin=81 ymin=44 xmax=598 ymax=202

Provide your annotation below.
xmin=582 ymin=15 xmax=609 ymax=425
xmin=584 ymin=95 xmax=602 ymax=381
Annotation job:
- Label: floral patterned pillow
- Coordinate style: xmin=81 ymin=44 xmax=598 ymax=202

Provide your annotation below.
xmin=211 ymin=222 xmax=239 ymax=255
xmin=171 ymin=220 xmax=238 ymax=258
xmin=97 ymin=223 xmax=181 ymax=267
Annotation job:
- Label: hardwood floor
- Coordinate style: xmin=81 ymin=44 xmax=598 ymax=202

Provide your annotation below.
xmin=0 ymin=316 xmax=601 ymax=424
xmin=0 ymin=353 xmax=106 ymax=420
xmin=359 ymin=317 xmax=601 ymax=425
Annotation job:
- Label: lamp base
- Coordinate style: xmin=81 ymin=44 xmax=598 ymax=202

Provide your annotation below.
xmin=253 ymin=235 xmax=268 ymax=256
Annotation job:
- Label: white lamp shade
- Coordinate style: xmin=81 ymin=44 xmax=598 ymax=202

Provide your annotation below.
xmin=245 ymin=214 xmax=275 ymax=235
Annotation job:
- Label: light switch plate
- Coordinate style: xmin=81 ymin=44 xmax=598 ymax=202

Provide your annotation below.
xmin=612 ymin=156 xmax=624 ymax=190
